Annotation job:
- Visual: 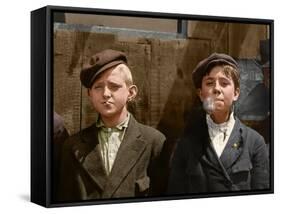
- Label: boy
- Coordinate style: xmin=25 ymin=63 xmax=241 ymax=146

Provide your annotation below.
xmin=168 ymin=53 xmax=269 ymax=194
xmin=57 ymin=49 xmax=166 ymax=201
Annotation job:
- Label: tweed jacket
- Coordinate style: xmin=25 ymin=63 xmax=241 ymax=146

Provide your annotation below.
xmin=57 ymin=116 xmax=166 ymax=202
xmin=167 ymin=110 xmax=269 ymax=195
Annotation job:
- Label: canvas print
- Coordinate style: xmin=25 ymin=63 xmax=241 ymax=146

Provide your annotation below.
xmin=32 ymin=6 xmax=273 ymax=207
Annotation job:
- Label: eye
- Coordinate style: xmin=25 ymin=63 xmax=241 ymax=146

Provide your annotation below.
xmin=93 ymin=84 xmax=103 ymax=90
xmin=109 ymin=83 xmax=122 ymax=90
xmin=205 ymin=81 xmax=214 ymax=86
xmin=220 ymin=80 xmax=230 ymax=87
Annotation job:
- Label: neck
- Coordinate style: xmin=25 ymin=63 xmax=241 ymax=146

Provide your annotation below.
xmin=210 ymin=110 xmax=230 ymax=124
xmin=101 ymin=109 xmax=128 ymax=128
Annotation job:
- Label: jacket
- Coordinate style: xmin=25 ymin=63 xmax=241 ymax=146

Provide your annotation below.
xmin=167 ymin=110 xmax=269 ymax=195
xmin=57 ymin=116 xmax=166 ymax=202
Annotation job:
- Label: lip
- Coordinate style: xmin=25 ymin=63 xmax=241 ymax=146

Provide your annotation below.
xmin=102 ymin=101 xmax=113 ymax=105
xmin=214 ymin=98 xmax=224 ymax=102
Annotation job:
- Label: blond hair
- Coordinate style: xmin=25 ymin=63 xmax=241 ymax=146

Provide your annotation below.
xmin=115 ymin=64 xmax=134 ymax=86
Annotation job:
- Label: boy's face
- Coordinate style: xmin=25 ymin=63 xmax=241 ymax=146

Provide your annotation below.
xmin=88 ymin=65 xmax=137 ymax=121
xmin=198 ymin=65 xmax=240 ymax=114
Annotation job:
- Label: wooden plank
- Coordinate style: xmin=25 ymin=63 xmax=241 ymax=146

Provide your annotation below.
xmin=150 ymin=39 xmax=184 ymax=128
xmin=228 ymin=23 xmax=267 ymax=58
xmin=188 ymin=21 xmax=228 ymax=53
xmin=53 ymin=29 xmax=86 ymax=135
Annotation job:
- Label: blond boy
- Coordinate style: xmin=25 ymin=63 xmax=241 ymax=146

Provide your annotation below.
xmin=58 ymin=49 xmax=166 ymax=201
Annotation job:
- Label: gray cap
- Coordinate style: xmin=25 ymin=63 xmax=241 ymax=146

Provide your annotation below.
xmin=192 ymin=53 xmax=238 ymax=89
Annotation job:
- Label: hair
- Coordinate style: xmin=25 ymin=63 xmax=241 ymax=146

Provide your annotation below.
xmin=205 ymin=63 xmax=240 ymax=90
xmin=115 ymin=63 xmax=134 ymax=86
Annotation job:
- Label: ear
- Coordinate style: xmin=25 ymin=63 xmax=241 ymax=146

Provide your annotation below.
xmin=197 ymin=88 xmax=204 ymax=102
xmin=233 ymin=88 xmax=240 ymax=101
xmin=127 ymin=85 xmax=138 ymax=101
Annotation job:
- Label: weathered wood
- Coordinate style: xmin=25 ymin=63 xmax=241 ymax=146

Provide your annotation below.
xmin=53 ymin=29 xmax=85 ymax=135
xmin=188 ymin=21 xmax=228 ymax=53
xmin=150 ymin=39 xmax=184 ymax=128
xmin=229 ymin=23 xmax=267 ymax=58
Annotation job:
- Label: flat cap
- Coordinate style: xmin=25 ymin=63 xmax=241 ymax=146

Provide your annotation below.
xmin=192 ymin=53 xmax=238 ymax=89
xmin=80 ymin=49 xmax=127 ymax=88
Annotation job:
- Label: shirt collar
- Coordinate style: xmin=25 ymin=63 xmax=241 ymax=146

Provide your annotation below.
xmin=206 ymin=112 xmax=235 ymax=134
xmin=96 ymin=113 xmax=130 ymax=131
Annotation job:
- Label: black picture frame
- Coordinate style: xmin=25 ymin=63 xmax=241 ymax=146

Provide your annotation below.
xmin=31 ymin=5 xmax=274 ymax=208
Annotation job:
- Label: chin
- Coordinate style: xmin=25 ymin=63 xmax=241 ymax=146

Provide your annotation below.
xmin=213 ymin=104 xmax=225 ymax=111
xmin=102 ymin=110 xmax=116 ymax=116
xmin=211 ymin=108 xmax=224 ymax=114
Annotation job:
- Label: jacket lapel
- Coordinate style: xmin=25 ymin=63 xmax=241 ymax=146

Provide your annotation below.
xmin=201 ymin=141 xmax=225 ymax=175
xmin=219 ymin=119 xmax=244 ymax=170
xmin=198 ymin=117 xmax=231 ymax=181
xmin=71 ymin=125 xmax=107 ymax=192
xmin=189 ymin=118 xmax=224 ymax=177
xmin=195 ymin=115 xmax=244 ymax=183
xmin=102 ymin=116 xmax=147 ymax=198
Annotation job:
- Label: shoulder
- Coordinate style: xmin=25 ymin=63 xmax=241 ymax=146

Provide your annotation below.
xmin=129 ymin=116 xmax=165 ymax=141
xmin=129 ymin=117 xmax=166 ymax=152
xmin=137 ymin=123 xmax=166 ymax=157
xmin=138 ymin=123 xmax=165 ymax=141
xmin=237 ymin=120 xmax=264 ymax=143
xmin=179 ymin=109 xmax=208 ymax=148
xmin=64 ymin=124 xmax=97 ymax=147
xmin=235 ymin=119 xmax=266 ymax=153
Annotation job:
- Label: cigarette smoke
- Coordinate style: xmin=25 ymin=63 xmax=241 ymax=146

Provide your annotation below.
xmin=203 ymin=96 xmax=215 ymax=114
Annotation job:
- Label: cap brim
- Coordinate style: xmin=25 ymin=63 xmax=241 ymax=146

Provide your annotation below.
xmin=89 ymin=60 xmax=126 ymax=86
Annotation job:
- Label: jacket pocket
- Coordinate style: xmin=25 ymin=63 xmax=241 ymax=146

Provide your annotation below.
xmin=232 ymin=160 xmax=253 ymax=173
xmin=135 ymin=176 xmax=150 ymax=195
xmin=231 ymin=160 xmax=252 ymax=190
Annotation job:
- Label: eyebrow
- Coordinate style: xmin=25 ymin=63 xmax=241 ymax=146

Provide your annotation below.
xmin=203 ymin=76 xmax=231 ymax=81
xmin=107 ymin=80 xmax=123 ymax=86
xmin=92 ymin=81 xmax=104 ymax=86
xmin=93 ymin=80 xmax=123 ymax=87
xmin=204 ymin=77 xmax=214 ymax=80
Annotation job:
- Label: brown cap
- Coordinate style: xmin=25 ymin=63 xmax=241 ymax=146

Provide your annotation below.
xmin=192 ymin=53 xmax=239 ymax=89
xmin=80 ymin=49 xmax=127 ymax=88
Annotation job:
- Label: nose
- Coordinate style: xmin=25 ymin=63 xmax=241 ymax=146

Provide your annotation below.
xmin=213 ymin=81 xmax=221 ymax=95
xmin=103 ymin=86 xmax=112 ymax=98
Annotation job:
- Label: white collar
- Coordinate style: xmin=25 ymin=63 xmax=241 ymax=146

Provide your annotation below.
xmin=206 ymin=112 xmax=235 ymax=137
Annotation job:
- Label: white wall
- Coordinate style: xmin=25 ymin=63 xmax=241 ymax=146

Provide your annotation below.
xmin=0 ymin=0 xmax=279 ymax=213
